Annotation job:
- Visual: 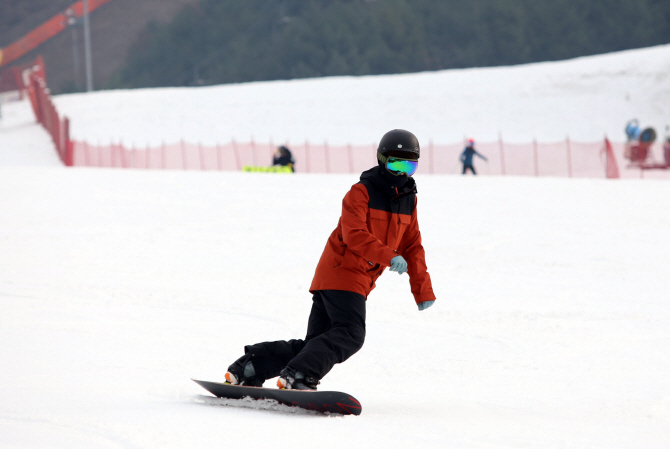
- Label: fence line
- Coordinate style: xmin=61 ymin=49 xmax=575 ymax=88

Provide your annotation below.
xmin=24 ymin=56 xmax=73 ymax=166
xmin=69 ymin=137 xmax=626 ymax=178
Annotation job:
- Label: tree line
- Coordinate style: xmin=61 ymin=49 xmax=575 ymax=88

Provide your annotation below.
xmin=107 ymin=0 xmax=670 ymax=89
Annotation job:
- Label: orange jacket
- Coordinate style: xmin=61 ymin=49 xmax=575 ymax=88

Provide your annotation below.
xmin=310 ymin=167 xmax=435 ymax=306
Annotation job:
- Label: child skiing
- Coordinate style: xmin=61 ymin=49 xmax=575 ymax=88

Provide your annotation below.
xmin=460 ymin=138 xmax=488 ymax=174
xmin=225 ymin=129 xmax=436 ymax=390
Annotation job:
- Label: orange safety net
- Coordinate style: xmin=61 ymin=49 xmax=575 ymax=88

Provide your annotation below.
xmin=23 ymin=56 xmax=72 ymax=165
xmin=68 ymin=137 xmax=627 ymax=179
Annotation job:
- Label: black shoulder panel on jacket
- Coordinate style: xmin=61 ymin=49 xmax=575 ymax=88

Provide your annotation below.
xmin=359 ymin=177 xmax=415 ymax=216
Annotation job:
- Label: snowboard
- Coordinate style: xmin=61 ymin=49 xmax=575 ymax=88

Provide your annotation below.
xmin=192 ymin=379 xmax=361 ymax=415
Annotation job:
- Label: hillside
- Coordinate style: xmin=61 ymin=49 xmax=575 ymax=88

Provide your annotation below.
xmin=3 ymin=0 xmax=670 ymax=93
xmin=51 ymin=44 xmax=670 ymax=149
xmin=112 ymin=0 xmax=670 ymax=88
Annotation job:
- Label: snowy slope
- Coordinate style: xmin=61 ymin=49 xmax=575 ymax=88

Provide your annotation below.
xmin=1 ymin=167 xmax=669 ymax=449
xmin=1 ymin=46 xmax=670 ymax=449
xmin=52 ymin=44 xmax=670 ymax=146
xmin=0 ymin=96 xmax=62 ymax=167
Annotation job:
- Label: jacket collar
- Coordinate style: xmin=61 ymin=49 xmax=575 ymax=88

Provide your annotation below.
xmin=360 ymin=166 xmax=417 ymax=199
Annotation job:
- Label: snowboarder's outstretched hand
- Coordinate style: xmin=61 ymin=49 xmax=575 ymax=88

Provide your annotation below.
xmin=390 ymin=255 xmax=408 ymax=275
xmin=418 ymin=300 xmax=434 ymax=311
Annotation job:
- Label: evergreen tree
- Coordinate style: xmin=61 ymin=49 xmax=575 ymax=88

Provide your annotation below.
xmin=108 ymin=0 xmax=670 ymax=89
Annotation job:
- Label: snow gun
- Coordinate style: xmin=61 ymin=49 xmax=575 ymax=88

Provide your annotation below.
xmin=624 ymin=119 xmax=657 ymax=165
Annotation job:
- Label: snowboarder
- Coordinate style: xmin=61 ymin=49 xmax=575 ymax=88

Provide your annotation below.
xmin=225 ymin=129 xmax=436 ymax=390
xmin=272 ymin=145 xmax=295 ymax=172
xmin=460 ymin=138 xmax=487 ymax=175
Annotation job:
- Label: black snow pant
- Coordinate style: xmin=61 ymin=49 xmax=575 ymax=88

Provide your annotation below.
xmin=242 ymin=290 xmax=366 ymax=381
xmin=462 ymin=163 xmax=476 ymax=174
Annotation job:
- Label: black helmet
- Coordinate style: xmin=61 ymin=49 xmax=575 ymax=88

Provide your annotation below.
xmin=377 ymin=129 xmax=420 ymax=163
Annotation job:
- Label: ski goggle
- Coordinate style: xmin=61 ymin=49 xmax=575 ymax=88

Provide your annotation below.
xmin=385 ymin=157 xmax=418 ymax=176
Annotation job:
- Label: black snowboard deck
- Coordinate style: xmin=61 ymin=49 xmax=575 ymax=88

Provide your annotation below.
xmin=192 ymin=379 xmax=361 ymax=415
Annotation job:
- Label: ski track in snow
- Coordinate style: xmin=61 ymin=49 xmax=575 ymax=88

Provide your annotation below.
xmin=189 ymin=394 xmax=323 ymax=416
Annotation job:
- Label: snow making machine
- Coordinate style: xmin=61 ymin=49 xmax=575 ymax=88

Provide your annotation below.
xmin=623 ymin=120 xmax=669 ymax=169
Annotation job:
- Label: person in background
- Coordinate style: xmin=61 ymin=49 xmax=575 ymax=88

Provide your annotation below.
xmin=460 ymin=138 xmax=487 ymax=175
xmin=272 ymin=145 xmax=295 ymax=172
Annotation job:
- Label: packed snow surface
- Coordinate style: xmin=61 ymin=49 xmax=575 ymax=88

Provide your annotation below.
xmin=1 ymin=45 xmax=669 ymax=448
xmin=54 ymin=44 xmax=670 ymax=146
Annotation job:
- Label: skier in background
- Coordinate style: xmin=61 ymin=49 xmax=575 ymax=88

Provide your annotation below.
xmin=272 ymin=145 xmax=295 ymax=172
xmin=225 ymin=129 xmax=436 ymax=390
xmin=460 ymin=138 xmax=487 ymax=175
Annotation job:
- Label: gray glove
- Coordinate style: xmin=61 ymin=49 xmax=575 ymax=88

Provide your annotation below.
xmin=389 ymin=255 xmax=408 ymax=274
xmin=418 ymin=300 xmax=434 ymax=311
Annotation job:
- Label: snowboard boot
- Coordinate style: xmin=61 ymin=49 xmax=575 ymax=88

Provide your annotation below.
xmin=225 ymin=353 xmax=263 ymax=387
xmin=277 ymin=366 xmax=319 ymax=391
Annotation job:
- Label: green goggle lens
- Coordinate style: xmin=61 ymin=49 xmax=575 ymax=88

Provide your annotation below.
xmin=386 ymin=158 xmax=418 ymax=176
